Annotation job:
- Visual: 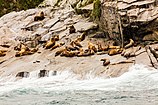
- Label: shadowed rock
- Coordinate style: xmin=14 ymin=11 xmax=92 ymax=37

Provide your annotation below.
xmin=16 ymin=71 xmax=29 ymax=78
xmin=38 ymin=70 xmax=49 ymax=77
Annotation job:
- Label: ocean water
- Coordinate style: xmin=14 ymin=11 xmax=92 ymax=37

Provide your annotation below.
xmin=0 ymin=64 xmax=158 ymax=105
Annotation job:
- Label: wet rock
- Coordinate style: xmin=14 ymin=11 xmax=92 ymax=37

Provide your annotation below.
xmin=38 ymin=70 xmax=49 ymax=77
xmin=16 ymin=71 xmax=29 ymax=78
xmin=52 ymin=71 xmax=57 ymax=76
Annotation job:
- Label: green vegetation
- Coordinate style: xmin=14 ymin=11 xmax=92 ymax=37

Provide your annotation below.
xmin=0 ymin=0 xmax=44 ymax=17
xmin=91 ymin=0 xmax=101 ymax=21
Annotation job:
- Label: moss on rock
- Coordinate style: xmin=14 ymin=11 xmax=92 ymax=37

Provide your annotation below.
xmin=90 ymin=0 xmax=101 ymax=21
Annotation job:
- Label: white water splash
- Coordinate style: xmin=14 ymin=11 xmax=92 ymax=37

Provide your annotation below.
xmin=0 ymin=64 xmax=158 ymax=95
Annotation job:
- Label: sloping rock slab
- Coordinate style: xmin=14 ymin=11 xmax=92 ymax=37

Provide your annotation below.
xmin=74 ymin=21 xmax=98 ymax=32
xmin=43 ymin=17 xmax=59 ymax=28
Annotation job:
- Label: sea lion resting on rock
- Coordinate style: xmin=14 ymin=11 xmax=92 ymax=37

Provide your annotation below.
xmin=45 ymin=37 xmax=56 ymax=49
xmin=97 ymin=42 xmax=109 ymax=52
xmin=121 ymin=46 xmax=141 ymax=58
xmin=50 ymin=42 xmax=65 ymax=51
xmin=15 ymin=43 xmax=38 ymax=57
xmin=69 ymin=25 xmax=76 ymax=34
xmin=77 ymin=48 xmax=94 ymax=57
xmin=109 ymin=45 xmax=120 ymax=49
xmin=53 ymin=35 xmax=59 ymax=41
xmin=76 ymin=32 xmax=86 ymax=42
xmin=15 ymin=44 xmax=30 ymax=57
xmin=0 ymin=50 xmax=7 ymax=57
xmin=60 ymin=50 xmax=79 ymax=57
xmin=55 ymin=48 xmax=66 ymax=56
xmin=100 ymin=58 xmax=110 ymax=66
xmin=88 ymin=42 xmax=97 ymax=53
xmin=124 ymin=39 xmax=134 ymax=49
xmin=34 ymin=11 xmax=45 ymax=21
xmin=108 ymin=48 xmax=123 ymax=56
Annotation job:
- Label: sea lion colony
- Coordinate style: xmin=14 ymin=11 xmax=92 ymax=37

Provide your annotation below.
xmin=0 ymin=11 xmax=155 ymax=67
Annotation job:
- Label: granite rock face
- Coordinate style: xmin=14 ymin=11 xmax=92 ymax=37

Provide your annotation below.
xmin=0 ymin=0 xmax=157 ymax=80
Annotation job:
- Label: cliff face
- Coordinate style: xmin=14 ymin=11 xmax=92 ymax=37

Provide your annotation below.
xmin=101 ymin=0 xmax=158 ymax=44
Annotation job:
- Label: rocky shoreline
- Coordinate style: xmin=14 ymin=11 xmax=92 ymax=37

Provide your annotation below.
xmin=0 ymin=0 xmax=158 ymax=80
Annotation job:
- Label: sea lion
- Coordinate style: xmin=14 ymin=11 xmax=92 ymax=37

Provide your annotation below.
xmin=77 ymin=32 xmax=86 ymax=42
xmin=50 ymin=42 xmax=65 ymax=51
xmin=60 ymin=50 xmax=79 ymax=57
xmin=70 ymin=40 xmax=82 ymax=48
xmin=34 ymin=11 xmax=45 ymax=21
xmin=54 ymin=35 xmax=59 ymax=41
xmin=0 ymin=50 xmax=7 ymax=57
xmin=77 ymin=49 xmax=92 ymax=57
xmin=74 ymin=40 xmax=82 ymax=47
xmin=124 ymin=39 xmax=134 ymax=49
xmin=65 ymin=45 xmax=78 ymax=51
xmin=69 ymin=25 xmax=76 ymax=34
xmin=109 ymin=45 xmax=120 ymax=49
xmin=45 ymin=37 xmax=56 ymax=49
xmin=108 ymin=48 xmax=123 ymax=56
xmin=97 ymin=42 xmax=109 ymax=52
xmin=55 ymin=48 xmax=66 ymax=56
xmin=97 ymin=42 xmax=103 ymax=52
xmin=88 ymin=42 xmax=97 ymax=53
xmin=15 ymin=44 xmax=30 ymax=57
xmin=100 ymin=58 xmax=110 ymax=66
xmin=121 ymin=46 xmax=141 ymax=58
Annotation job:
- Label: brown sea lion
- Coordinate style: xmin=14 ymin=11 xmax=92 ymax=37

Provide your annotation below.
xmin=124 ymin=39 xmax=134 ymax=49
xmin=74 ymin=40 xmax=82 ymax=47
xmin=69 ymin=25 xmax=76 ymax=34
xmin=100 ymin=58 xmax=110 ymax=66
xmin=15 ymin=43 xmax=37 ymax=57
xmin=45 ymin=38 xmax=56 ymax=49
xmin=121 ymin=46 xmax=141 ymax=58
xmin=15 ymin=43 xmax=30 ymax=57
xmin=55 ymin=48 xmax=66 ymax=56
xmin=88 ymin=42 xmax=97 ymax=53
xmin=109 ymin=46 xmax=120 ymax=49
xmin=50 ymin=42 xmax=65 ymax=51
xmin=60 ymin=50 xmax=79 ymax=57
xmin=34 ymin=11 xmax=45 ymax=21
xmin=0 ymin=50 xmax=7 ymax=57
xmin=77 ymin=48 xmax=94 ymax=57
xmin=97 ymin=42 xmax=109 ymax=52
xmin=108 ymin=48 xmax=123 ymax=56
xmin=54 ymin=35 xmax=59 ymax=41
xmin=77 ymin=32 xmax=86 ymax=42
